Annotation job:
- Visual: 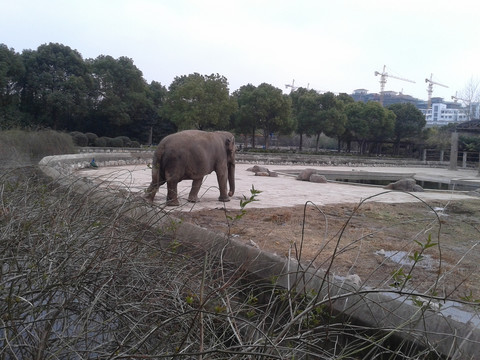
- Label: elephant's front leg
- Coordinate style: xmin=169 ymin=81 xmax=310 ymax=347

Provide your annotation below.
xmin=166 ymin=181 xmax=180 ymax=206
xmin=188 ymin=179 xmax=202 ymax=203
xmin=216 ymin=171 xmax=230 ymax=202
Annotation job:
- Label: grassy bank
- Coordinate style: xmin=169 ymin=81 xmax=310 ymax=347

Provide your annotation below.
xmin=0 ymin=129 xmax=76 ymax=166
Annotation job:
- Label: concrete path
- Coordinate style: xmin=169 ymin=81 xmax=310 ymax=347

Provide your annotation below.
xmin=78 ymin=163 xmax=480 ymax=211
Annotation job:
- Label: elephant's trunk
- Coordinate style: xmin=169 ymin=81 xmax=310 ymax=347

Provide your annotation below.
xmin=228 ymin=162 xmax=235 ymax=197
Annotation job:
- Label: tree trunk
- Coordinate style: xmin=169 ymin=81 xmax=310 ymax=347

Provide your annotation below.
xmin=252 ymin=128 xmax=256 ymax=148
xmin=299 ymin=133 xmax=303 ymax=151
xmin=315 ymin=133 xmax=320 ymax=152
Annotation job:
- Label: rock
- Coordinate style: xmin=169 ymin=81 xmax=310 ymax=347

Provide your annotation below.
xmin=309 ymin=174 xmax=327 ymax=183
xmin=297 ymin=168 xmax=316 ymax=181
xmin=384 ymin=178 xmax=423 ymax=192
xmin=412 ymin=184 xmax=424 ymax=192
xmin=345 ymin=274 xmax=362 ymax=288
xmin=248 ymin=165 xmax=277 ymax=177
xmin=247 ymin=239 xmax=259 ymax=248
xmin=247 ymin=165 xmax=270 ymax=173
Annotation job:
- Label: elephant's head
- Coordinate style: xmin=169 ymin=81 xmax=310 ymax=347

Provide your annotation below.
xmin=225 ymin=134 xmax=235 ymax=197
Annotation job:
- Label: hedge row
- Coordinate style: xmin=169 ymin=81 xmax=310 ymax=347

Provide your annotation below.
xmin=70 ymin=132 xmax=141 ymax=148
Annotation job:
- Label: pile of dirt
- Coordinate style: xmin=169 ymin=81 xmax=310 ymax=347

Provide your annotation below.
xmin=175 ymin=199 xmax=480 ymax=301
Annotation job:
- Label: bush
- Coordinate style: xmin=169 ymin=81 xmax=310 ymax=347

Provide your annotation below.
xmin=102 ymin=137 xmax=114 ymax=147
xmin=70 ymin=131 xmax=88 ymax=147
xmin=84 ymin=132 xmax=98 ymax=146
xmin=116 ymin=136 xmax=132 ymax=147
xmin=130 ymin=140 xmax=141 ymax=148
xmin=0 ymin=129 xmax=76 ymax=165
xmin=110 ymin=137 xmax=124 ymax=147
xmin=94 ymin=137 xmax=108 ymax=147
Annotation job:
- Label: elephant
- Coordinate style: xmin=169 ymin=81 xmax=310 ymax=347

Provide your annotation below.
xmin=145 ymin=130 xmax=235 ymax=206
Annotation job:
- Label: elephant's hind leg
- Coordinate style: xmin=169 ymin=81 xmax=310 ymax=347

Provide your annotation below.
xmin=166 ymin=181 xmax=180 ymax=206
xmin=146 ymin=173 xmax=165 ymax=201
xmin=145 ymin=166 xmax=165 ymax=202
xmin=188 ymin=179 xmax=202 ymax=203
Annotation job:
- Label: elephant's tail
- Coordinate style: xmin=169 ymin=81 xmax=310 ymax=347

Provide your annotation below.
xmin=145 ymin=150 xmax=165 ymax=201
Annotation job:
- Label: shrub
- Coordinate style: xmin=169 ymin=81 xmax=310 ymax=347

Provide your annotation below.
xmin=0 ymin=129 xmax=76 ymax=165
xmin=116 ymin=136 xmax=132 ymax=147
xmin=102 ymin=137 xmax=114 ymax=147
xmin=130 ymin=140 xmax=141 ymax=148
xmin=94 ymin=137 xmax=108 ymax=147
xmin=84 ymin=132 xmax=98 ymax=146
xmin=70 ymin=131 xmax=88 ymax=147
xmin=110 ymin=137 xmax=124 ymax=147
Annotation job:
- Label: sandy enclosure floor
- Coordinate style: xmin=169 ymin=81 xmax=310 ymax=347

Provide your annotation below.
xmin=78 ymin=163 xmax=480 ymax=300
xmin=78 ymin=163 xmax=479 ymax=210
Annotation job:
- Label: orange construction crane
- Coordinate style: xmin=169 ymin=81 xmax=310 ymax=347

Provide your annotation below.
xmin=374 ymin=65 xmax=415 ymax=106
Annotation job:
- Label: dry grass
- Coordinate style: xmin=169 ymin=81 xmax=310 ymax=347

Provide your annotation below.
xmin=1 ymin=131 xmax=479 ymax=358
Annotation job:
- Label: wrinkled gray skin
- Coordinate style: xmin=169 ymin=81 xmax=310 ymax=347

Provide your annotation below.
xmin=146 ymin=130 xmax=235 ymax=206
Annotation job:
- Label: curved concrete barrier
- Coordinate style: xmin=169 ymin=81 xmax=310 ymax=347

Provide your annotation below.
xmin=38 ymin=152 xmax=480 ymax=358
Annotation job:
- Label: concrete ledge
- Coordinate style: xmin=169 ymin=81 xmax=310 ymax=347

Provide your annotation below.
xmin=38 ymin=152 xmax=480 ymax=358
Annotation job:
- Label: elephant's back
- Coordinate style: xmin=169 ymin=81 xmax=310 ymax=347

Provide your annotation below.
xmin=160 ymin=130 xmax=221 ymax=152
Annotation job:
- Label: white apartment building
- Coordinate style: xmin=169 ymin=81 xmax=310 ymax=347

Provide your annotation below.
xmin=424 ymin=103 xmax=471 ymax=126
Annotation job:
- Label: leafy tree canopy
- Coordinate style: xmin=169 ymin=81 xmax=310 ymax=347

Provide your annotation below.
xmin=21 ymin=43 xmax=92 ymax=130
xmin=0 ymin=44 xmax=24 ymax=128
xmin=165 ymin=73 xmax=236 ymax=130
xmin=388 ymin=102 xmax=426 ymax=142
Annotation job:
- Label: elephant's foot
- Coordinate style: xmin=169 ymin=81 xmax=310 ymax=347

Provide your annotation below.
xmin=218 ymin=197 xmax=230 ymax=202
xmin=166 ymin=198 xmax=180 ymax=206
xmin=145 ymin=188 xmax=157 ymax=202
xmin=187 ymin=196 xmax=199 ymax=203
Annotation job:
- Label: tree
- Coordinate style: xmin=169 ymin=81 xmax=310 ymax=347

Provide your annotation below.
xmin=388 ymin=103 xmax=426 ymax=155
xmin=232 ymin=84 xmax=258 ymax=147
xmin=253 ymin=83 xmax=293 ymax=149
xmin=0 ymin=44 xmax=24 ymax=129
xmin=291 ymin=87 xmax=318 ymax=151
xmin=363 ymin=101 xmax=395 ymax=154
xmin=457 ymin=77 xmax=480 ymax=120
xmin=309 ymin=92 xmax=346 ymax=152
xmin=146 ymin=81 xmax=176 ymax=144
xmin=344 ymin=101 xmax=369 ymax=153
xmin=319 ymin=92 xmax=348 ymax=152
xmin=20 ymin=43 xmax=92 ymax=130
xmin=88 ymin=55 xmax=150 ymax=138
xmin=165 ymin=73 xmax=236 ymax=131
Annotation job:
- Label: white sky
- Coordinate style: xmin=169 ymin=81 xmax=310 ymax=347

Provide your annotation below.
xmin=2 ymin=0 xmax=479 ymax=101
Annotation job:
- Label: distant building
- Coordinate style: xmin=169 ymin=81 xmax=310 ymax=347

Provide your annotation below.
xmin=422 ymin=102 xmax=468 ymax=126
xmin=350 ymin=89 xmax=477 ymax=127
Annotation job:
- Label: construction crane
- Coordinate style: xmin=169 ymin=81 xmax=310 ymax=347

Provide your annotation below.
xmin=374 ymin=65 xmax=415 ymax=106
xmin=425 ymin=73 xmax=448 ymax=110
xmin=451 ymin=92 xmax=472 ymax=120
xmin=285 ymin=79 xmax=297 ymax=93
xmin=451 ymin=91 xmax=467 ymax=103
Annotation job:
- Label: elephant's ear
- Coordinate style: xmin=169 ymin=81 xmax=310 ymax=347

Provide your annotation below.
xmin=225 ymin=136 xmax=235 ymax=152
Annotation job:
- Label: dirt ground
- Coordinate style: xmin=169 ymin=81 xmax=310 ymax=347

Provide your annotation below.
xmin=78 ymin=163 xmax=480 ymax=301
xmin=174 ymin=199 xmax=480 ymax=301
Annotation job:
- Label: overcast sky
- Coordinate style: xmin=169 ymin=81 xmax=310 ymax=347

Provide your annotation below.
xmin=2 ymin=0 xmax=479 ymax=101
